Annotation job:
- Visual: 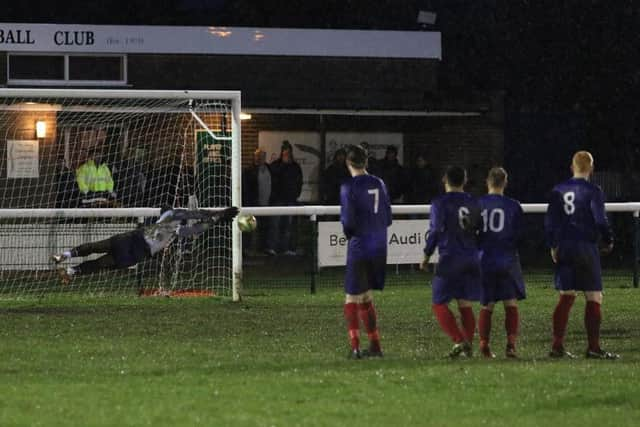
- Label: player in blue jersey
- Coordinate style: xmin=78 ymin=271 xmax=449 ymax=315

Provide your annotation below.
xmin=545 ymin=151 xmax=618 ymax=359
xmin=421 ymin=166 xmax=482 ymax=358
xmin=477 ymin=167 xmax=525 ymax=358
xmin=340 ymin=145 xmax=392 ymax=359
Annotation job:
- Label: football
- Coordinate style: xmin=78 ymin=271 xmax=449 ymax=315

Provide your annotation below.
xmin=237 ymin=215 xmax=257 ymax=233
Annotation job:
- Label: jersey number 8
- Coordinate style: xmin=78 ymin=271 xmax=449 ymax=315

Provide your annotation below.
xmin=563 ymin=191 xmax=576 ymax=215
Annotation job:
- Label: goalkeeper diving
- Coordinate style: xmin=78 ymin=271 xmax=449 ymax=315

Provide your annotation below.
xmin=51 ymin=206 xmax=239 ymax=284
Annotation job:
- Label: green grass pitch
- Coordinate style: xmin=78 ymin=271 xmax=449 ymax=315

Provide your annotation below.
xmin=1 ymin=276 xmax=639 ymax=426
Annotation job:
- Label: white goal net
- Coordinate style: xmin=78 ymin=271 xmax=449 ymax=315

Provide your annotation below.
xmin=0 ymin=89 xmax=241 ymax=299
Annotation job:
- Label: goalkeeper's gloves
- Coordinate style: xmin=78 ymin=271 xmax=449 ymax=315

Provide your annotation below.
xmin=210 ymin=207 xmax=239 ymax=224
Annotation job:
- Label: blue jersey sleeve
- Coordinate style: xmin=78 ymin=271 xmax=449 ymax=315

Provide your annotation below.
xmin=424 ymin=199 xmax=440 ymax=256
xmin=591 ymin=187 xmax=613 ymax=245
xmin=544 ymin=190 xmax=563 ymax=248
xmin=340 ymin=183 xmax=356 ymax=239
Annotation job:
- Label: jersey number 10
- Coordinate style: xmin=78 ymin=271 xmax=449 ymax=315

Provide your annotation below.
xmin=481 ymin=208 xmax=505 ymax=232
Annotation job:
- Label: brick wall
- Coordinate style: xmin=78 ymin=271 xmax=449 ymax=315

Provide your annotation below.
xmin=0 ymin=110 xmax=59 ymax=208
xmin=241 ymin=113 xmax=503 ymax=195
xmin=127 ymin=54 xmax=439 ymax=110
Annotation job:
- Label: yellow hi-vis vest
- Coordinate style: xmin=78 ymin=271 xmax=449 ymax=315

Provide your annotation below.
xmin=76 ymin=160 xmax=114 ymax=193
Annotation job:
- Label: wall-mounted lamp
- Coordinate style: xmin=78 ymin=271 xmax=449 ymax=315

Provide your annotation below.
xmin=36 ymin=120 xmax=46 ymax=138
xmin=240 ymin=113 xmax=252 ymax=121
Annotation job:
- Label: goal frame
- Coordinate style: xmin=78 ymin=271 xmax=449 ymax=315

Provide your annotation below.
xmin=0 ymin=88 xmax=243 ymax=301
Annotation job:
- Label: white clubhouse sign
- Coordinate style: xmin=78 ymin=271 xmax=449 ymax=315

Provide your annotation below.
xmin=0 ymin=24 xmax=441 ymax=59
xmin=318 ymin=219 xmax=438 ymax=267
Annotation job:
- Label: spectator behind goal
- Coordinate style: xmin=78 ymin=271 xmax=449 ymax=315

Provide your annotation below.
xmin=406 ymin=153 xmax=438 ymax=204
xmin=267 ymin=140 xmax=303 ymax=256
xmin=320 ymin=148 xmax=350 ymax=205
xmin=360 ymin=141 xmax=380 ymax=177
xmin=75 ymin=128 xmax=117 ymax=207
xmin=379 ymin=145 xmax=405 ymax=203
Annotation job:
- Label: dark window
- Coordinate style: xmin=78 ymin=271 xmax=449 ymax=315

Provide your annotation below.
xmin=68 ymin=56 xmax=123 ymax=81
xmin=9 ymin=55 xmax=64 ymax=80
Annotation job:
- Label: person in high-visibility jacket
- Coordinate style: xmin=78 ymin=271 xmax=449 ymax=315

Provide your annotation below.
xmin=75 ymin=129 xmax=116 ymax=206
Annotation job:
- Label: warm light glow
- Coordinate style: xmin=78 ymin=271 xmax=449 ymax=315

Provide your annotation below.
xmin=240 ymin=113 xmax=252 ymax=120
xmin=208 ymin=27 xmax=232 ymax=38
xmin=36 ymin=120 xmax=46 ymax=138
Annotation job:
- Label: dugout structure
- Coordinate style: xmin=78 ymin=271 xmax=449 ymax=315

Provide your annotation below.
xmin=0 ymin=89 xmax=242 ymax=300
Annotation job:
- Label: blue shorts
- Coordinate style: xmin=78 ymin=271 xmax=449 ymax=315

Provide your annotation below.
xmin=554 ymin=241 xmax=602 ymax=291
xmin=480 ymin=256 xmax=526 ymax=305
xmin=344 ymin=255 xmax=386 ymax=295
xmin=432 ymin=253 xmax=482 ymax=304
xmin=344 ymin=236 xmax=387 ymax=295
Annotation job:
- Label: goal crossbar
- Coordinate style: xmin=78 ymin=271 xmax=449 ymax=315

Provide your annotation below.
xmin=0 ymin=88 xmax=241 ymax=100
xmin=0 ymin=208 xmax=229 ymax=219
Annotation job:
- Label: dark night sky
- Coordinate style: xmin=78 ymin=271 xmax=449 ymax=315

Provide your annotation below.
xmin=3 ymin=0 xmax=639 ymax=165
xmin=4 ymin=1 xmax=637 ymax=105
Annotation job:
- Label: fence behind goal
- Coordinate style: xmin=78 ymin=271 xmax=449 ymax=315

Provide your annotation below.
xmin=0 ymin=89 xmax=241 ymax=299
xmin=240 ymin=203 xmax=640 ymax=295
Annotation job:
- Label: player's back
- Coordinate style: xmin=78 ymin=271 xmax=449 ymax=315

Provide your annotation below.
xmin=427 ymin=192 xmax=480 ymax=257
xmin=478 ymin=194 xmax=523 ymax=257
xmin=546 ymin=178 xmax=611 ymax=244
xmin=341 ymin=174 xmax=392 ymax=238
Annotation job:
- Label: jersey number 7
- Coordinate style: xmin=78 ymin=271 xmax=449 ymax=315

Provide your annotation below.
xmin=368 ymin=188 xmax=379 ymax=214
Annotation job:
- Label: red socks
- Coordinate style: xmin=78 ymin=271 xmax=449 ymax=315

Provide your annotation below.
xmin=478 ymin=308 xmax=492 ymax=349
xmin=458 ymin=306 xmax=476 ymax=343
xmin=553 ymin=295 xmax=603 ymax=352
xmin=479 ymin=306 xmax=519 ymax=350
xmin=505 ymin=306 xmax=519 ymax=348
xmin=432 ymin=305 xmax=475 ymax=343
xmin=585 ymin=301 xmax=601 ymax=352
xmin=358 ymin=302 xmax=381 ymax=352
xmin=432 ymin=304 xmax=465 ymax=343
xmin=552 ymin=294 xmax=576 ymax=350
xmin=344 ymin=303 xmax=360 ymax=351
xmin=344 ymin=302 xmax=381 ymax=352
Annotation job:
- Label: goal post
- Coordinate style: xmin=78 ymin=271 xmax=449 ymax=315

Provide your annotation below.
xmin=0 ymin=88 xmax=242 ymax=300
